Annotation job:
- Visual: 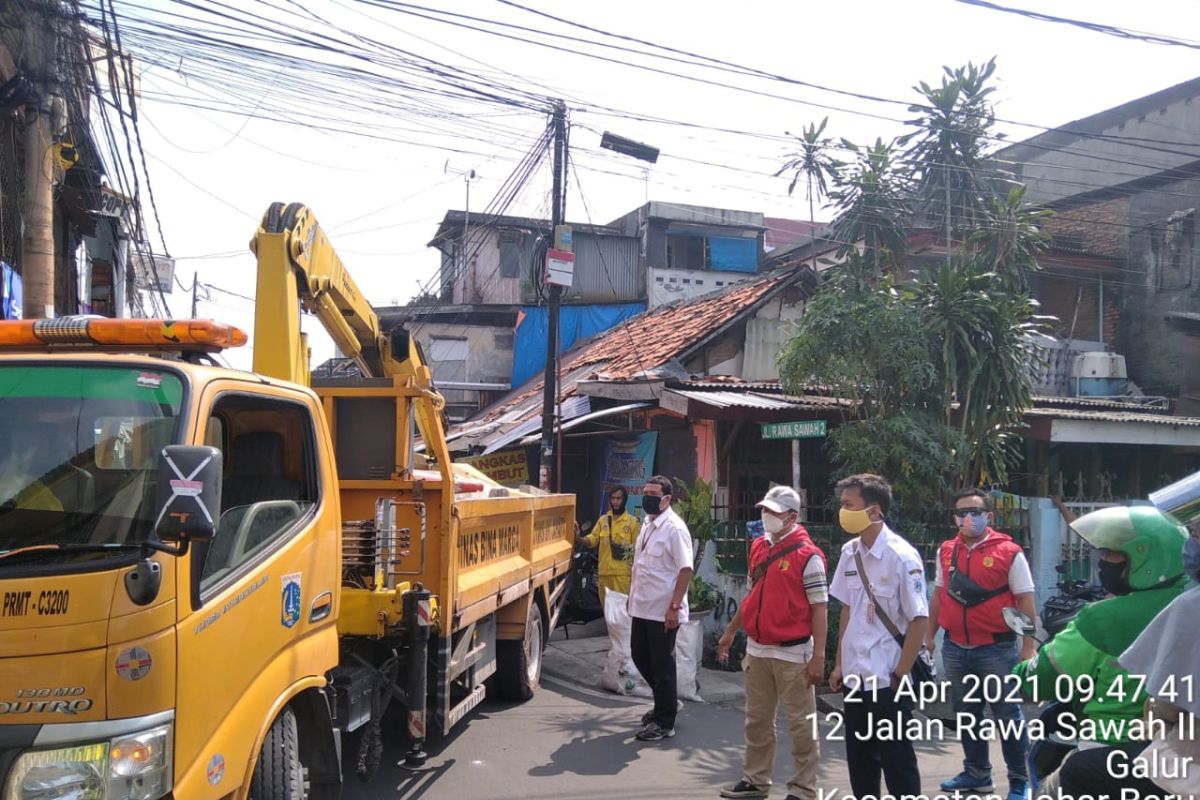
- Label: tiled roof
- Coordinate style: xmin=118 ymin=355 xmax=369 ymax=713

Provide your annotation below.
xmin=764 ymin=218 xmax=823 ymax=251
xmin=459 ymin=268 xmax=808 ymax=429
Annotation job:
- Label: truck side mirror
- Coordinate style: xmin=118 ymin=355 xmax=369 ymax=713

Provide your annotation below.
xmin=155 ymin=445 xmax=222 ymax=543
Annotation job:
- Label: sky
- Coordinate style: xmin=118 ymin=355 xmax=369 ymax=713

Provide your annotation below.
xmin=105 ymin=0 xmax=1200 ymax=370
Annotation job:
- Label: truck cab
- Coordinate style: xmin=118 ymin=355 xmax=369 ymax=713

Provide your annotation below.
xmin=0 ymin=300 xmax=575 ymax=800
xmin=0 ymin=345 xmax=344 ymax=799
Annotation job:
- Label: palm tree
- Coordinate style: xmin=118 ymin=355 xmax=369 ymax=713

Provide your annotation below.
xmin=828 ymin=138 xmax=911 ymax=275
xmin=900 ymin=59 xmax=998 ymax=265
xmin=912 ymin=257 xmax=1042 ymax=486
xmin=970 ymin=185 xmax=1052 ymax=292
xmin=777 ymin=118 xmax=838 ymax=263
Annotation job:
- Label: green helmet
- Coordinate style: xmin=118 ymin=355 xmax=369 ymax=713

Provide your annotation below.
xmin=1070 ymin=506 xmax=1187 ymax=590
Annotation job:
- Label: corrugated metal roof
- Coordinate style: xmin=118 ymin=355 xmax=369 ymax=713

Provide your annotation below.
xmin=478 ymin=395 xmax=592 ymax=454
xmin=515 ymin=402 xmax=654 ymax=445
xmin=1031 ymin=394 xmax=1172 ymax=411
xmin=676 ymin=377 xmax=783 ymax=390
xmin=669 ymin=389 xmax=851 ymax=411
xmin=670 ymin=389 xmax=796 ymax=411
xmin=1025 ymin=407 xmax=1200 ymax=428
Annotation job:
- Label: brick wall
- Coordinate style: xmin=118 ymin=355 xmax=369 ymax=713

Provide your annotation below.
xmin=1044 ymin=197 xmax=1129 ymax=258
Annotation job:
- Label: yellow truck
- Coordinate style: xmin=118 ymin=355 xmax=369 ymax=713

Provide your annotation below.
xmin=0 ymin=203 xmax=575 ymax=799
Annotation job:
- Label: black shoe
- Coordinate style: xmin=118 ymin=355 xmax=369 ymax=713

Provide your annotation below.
xmin=720 ymin=780 xmax=769 ymax=799
xmin=634 ymin=721 xmax=675 ymax=741
xmin=641 ymin=699 xmax=684 ymax=725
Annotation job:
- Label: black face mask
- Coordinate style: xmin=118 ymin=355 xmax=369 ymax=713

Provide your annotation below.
xmin=1098 ymin=559 xmax=1132 ymax=596
xmin=642 ymin=495 xmax=663 ymax=515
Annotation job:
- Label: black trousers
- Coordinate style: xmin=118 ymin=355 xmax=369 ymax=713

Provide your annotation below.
xmin=630 ymin=615 xmax=679 ymax=728
xmin=1059 ymin=742 xmax=1170 ymax=799
xmin=842 ymin=686 xmax=921 ymax=799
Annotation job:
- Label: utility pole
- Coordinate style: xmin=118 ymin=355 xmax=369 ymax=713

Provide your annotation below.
xmin=190 ymin=271 xmax=199 ymax=317
xmin=21 ymin=0 xmax=57 ymax=320
xmin=539 ymin=101 xmax=567 ymax=492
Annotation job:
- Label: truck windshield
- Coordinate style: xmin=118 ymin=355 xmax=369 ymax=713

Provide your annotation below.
xmin=0 ymin=365 xmax=185 ymax=567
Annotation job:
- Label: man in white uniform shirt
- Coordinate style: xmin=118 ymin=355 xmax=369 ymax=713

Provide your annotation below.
xmin=828 ymin=473 xmax=928 ymax=799
xmin=628 ymin=475 xmax=694 ymax=741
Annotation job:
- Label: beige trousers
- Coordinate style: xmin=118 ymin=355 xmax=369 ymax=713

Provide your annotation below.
xmin=741 ymin=653 xmax=820 ymax=800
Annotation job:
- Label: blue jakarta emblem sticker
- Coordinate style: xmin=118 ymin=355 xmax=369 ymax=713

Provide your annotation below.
xmin=281 ymin=573 xmax=302 ymax=629
xmin=114 ymin=646 xmax=153 ymax=681
xmin=206 ymin=754 xmax=225 ymax=785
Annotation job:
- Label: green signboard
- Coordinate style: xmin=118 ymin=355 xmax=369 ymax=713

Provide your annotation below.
xmin=761 ymin=420 xmax=827 ymax=440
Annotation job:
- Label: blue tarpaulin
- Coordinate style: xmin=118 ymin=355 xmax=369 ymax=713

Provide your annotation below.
xmin=512 ymin=302 xmax=645 ymax=387
xmin=707 ymin=236 xmax=758 ymax=272
xmin=1 ymin=263 xmax=21 ymax=320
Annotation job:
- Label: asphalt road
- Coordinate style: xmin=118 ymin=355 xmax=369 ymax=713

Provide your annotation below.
xmin=340 ymin=675 xmax=968 ymax=800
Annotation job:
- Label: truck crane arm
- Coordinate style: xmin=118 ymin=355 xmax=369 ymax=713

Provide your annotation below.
xmin=249 ymin=201 xmax=453 ymax=476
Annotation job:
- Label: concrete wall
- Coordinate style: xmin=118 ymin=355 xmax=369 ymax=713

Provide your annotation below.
xmin=1028 ymin=498 xmax=1069 ymax=612
xmin=611 ymin=202 xmax=765 ymax=275
xmin=995 ymin=79 xmax=1200 ymax=206
xmin=647 ymin=266 xmax=756 ymax=308
xmin=1122 ymin=175 xmax=1200 ymax=398
xmin=1028 ymin=187 xmax=1200 ymax=400
xmin=410 ymin=321 xmax=513 ymax=419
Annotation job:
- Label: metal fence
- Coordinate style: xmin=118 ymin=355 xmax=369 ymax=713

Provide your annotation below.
xmin=1058 ymin=501 xmax=1120 ymax=582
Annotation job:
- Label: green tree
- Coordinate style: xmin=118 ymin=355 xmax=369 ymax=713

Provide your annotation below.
xmin=778 ymin=60 xmax=1048 ymax=519
xmin=900 ymin=59 xmax=999 ymax=262
xmin=777 ymin=117 xmax=839 ymax=258
xmin=777 ymin=262 xmax=954 ymax=525
xmin=828 ymin=139 xmax=911 ymax=274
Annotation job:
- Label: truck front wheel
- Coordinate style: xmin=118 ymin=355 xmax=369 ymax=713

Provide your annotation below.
xmin=250 ymin=706 xmax=307 ymax=800
xmin=495 ymin=600 xmax=544 ymax=701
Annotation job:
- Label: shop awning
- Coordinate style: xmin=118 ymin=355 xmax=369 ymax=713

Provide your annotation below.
xmin=659 ymin=388 xmax=849 ymax=421
xmin=1025 ymin=407 xmax=1200 ymax=446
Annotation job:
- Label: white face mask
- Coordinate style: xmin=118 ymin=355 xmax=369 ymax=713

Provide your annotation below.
xmin=761 ymin=512 xmax=788 ymax=539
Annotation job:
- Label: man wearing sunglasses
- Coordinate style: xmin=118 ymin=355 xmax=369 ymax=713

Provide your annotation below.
xmin=927 ymin=488 xmax=1038 ymax=800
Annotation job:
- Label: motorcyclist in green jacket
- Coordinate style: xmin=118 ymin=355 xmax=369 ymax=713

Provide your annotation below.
xmin=1014 ymin=506 xmax=1189 ymax=749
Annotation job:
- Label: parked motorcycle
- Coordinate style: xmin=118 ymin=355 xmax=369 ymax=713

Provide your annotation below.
xmin=1040 ymin=563 xmax=1107 ymax=637
xmin=560 ymin=522 xmax=603 ymax=628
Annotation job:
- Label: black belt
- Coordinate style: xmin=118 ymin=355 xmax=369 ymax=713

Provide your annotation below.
xmin=776 ymin=636 xmax=811 ymax=647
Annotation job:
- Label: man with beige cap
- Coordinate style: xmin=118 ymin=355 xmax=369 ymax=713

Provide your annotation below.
xmin=717 ymin=485 xmax=828 ymax=800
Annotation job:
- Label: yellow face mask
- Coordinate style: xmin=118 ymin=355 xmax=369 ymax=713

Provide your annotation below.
xmin=839 ymin=506 xmax=876 ymax=535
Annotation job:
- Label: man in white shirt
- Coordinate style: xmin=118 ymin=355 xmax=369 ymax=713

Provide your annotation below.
xmin=628 ymin=475 xmax=694 ymax=741
xmin=828 ymin=473 xmax=928 ymax=799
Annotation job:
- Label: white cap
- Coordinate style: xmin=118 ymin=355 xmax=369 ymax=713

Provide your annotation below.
xmin=756 ymin=485 xmax=801 ymax=515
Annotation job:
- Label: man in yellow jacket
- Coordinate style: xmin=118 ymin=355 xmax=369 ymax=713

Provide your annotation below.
xmin=578 ymin=486 xmax=639 ymax=604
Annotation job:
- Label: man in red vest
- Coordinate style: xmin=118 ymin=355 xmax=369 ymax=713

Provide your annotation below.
xmin=926 ymin=488 xmax=1038 ymax=800
xmin=717 ymin=485 xmax=827 ymax=800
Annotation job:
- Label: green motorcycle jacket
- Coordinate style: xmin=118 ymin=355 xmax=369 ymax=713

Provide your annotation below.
xmin=1014 ymin=578 xmax=1188 ymax=743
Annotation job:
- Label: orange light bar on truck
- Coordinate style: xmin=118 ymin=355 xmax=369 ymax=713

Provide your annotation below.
xmin=0 ymin=317 xmax=248 ymax=351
